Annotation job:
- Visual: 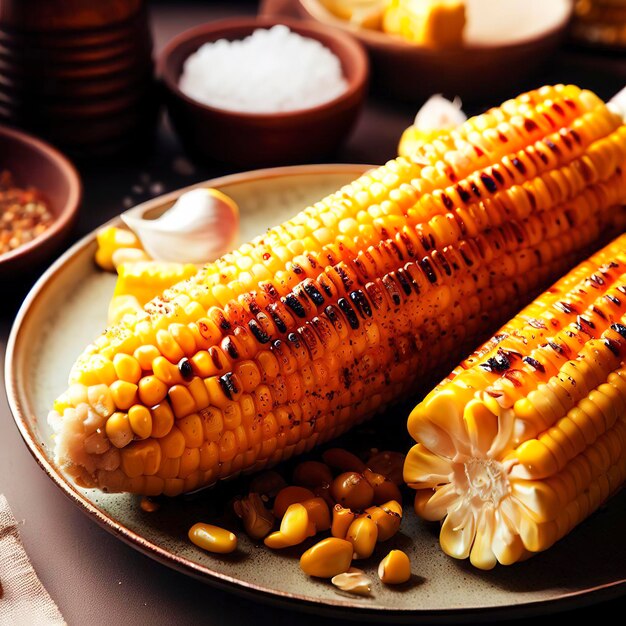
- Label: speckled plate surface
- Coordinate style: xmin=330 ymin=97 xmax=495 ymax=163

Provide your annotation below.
xmin=6 ymin=164 xmax=626 ymax=622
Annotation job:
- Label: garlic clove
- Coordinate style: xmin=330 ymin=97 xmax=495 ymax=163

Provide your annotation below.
xmin=413 ymin=94 xmax=467 ymax=131
xmin=121 ymin=188 xmax=239 ymax=264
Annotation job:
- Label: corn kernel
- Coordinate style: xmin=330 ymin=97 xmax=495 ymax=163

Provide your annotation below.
xmin=113 ymin=353 xmax=142 ymax=384
xmin=264 ymin=503 xmax=315 ymax=549
xmin=138 ymin=375 xmax=168 ymax=406
xmin=331 ymin=504 xmax=357 ymax=538
xmin=273 ymin=486 xmax=315 ymax=518
xmin=293 ymin=461 xmax=333 ymax=489
xmin=178 ymin=413 xmax=204 ymax=448
xmin=168 ymin=384 xmax=196 ymax=419
xmin=133 ymin=345 xmax=160 ymax=371
xmin=189 ymin=523 xmax=237 ymax=554
xmin=128 ymin=404 xmax=152 ymax=440
xmin=110 ymin=380 xmax=138 ymax=410
xmin=150 ymin=402 xmax=174 ymax=438
xmin=300 ymin=537 xmax=353 ymax=578
xmin=301 ymin=497 xmax=331 ymax=532
xmin=159 ymin=426 xmax=186 ymax=459
xmin=378 ymin=550 xmax=411 ymax=584
xmin=347 ymin=516 xmax=378 ymax=559
xmin=105 ymin=412 xmax=133 ymax=449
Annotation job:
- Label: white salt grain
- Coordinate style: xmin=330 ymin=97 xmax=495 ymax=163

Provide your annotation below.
xmin=179 ymin=25 xmax=348 ymax=114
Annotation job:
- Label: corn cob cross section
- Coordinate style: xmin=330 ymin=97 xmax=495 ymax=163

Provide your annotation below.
xmin=48 ymin=85 xmax=626 ymax=497
xmin=405 ymin=233 xmax=626 ymax=569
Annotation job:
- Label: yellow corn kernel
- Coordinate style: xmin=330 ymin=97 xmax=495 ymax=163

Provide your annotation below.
xmin=95 ymin=226 xmax=142 ymax=272
xmin=133 ymin=345 xmax=160 ymax=372
xmin=300 ymin=537 xmax=353 ymax=578
xmin=301 ymin=497 xmax=331 ymax=532
xmin=150 ymin=402 xmax=174 ymax=439
xmin=378 ymin=550 xmax=411 ymax=584
xmin=138 ymin=376 xmax=168 ymax=406
xmin=178 ymin=413 xmax=204 ymax=448
xmin=188 ymin=523 xmax=237 ymax=554
xmin=292 ymin=461 xmax=333 ymax=489
xmin=168 ymin=385 xmax=196 ymax=419
xmin=121 ymin=440 xmax=161 ymax=478
xmin=105 ymin=412 xmax=134 ymax=449
xmin=109 ymin=380 xmax=138 ymax=410
xmin=128 ymin=404 xmax=152 ymax=440
xmin=152 ymin=356 xmax=184 ymax=386
xmin=365 ymin=500 xmax=403 ymax=541
xmin=322 ymin=448 xmax=367 ymax=473
xmin=331 ymin=504 xmax=357 ymax=539
xmin=346 ymin=515 xmax=378 ymax=559
xmin=113 ymin=353 xmax=142 ymax=384
xmin=264 ymin=503 xmax=315 ymax=549
xmin=273 ymin=486 xmax=315 ymax=518
xmin=187 ymin=377 xmax=210 ymax=411
xmin=363 ymin=468 xmax=403 ymax=504
xmin=159 ymin=426 xmax=186 ymax=459
xmin=156 ymin=330 xmax=185 ymax=363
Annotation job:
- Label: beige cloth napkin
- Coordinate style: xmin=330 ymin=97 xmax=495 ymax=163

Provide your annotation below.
xmin=0 ymin=494 xmax=65 ymax=626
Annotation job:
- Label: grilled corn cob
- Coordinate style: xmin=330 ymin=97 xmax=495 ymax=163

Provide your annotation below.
xmin=405 ymin=233 xmax=626 ymax=569
xmin=48 ymin=85 xmax=626 ymax=496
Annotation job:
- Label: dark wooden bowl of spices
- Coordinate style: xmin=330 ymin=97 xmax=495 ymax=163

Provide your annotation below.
xmin=0 ymin=125 xmax=81 ymax=275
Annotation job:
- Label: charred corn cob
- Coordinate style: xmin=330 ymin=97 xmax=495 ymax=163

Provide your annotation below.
xmin=405 ymin=233 xmax=626 ymax=569
xmin=48 ymin=85 xmax=626 ymax=496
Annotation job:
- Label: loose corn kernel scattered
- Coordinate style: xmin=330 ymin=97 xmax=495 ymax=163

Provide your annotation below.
xmin=367 ymin=450 xmax=406 ymax=485
xmin=363 ymin=469 xmax=403 ymax=505
xmin=331 ymin=568 xmax=372 ymax=596
xmin=264 ymin=503 xmax=315 ymax=549
xmin=292 ymin=460 xmax=333 ymax=489
xmin=331 ymin=504 xmax=357 ymax=539
xmin=301 ymin=497 xmax=331 ymax=532
xmin=322 ymin=448 xmax=367 ymax=473
xmin=233 ymin=493 xmax=275 ymax=541
xmin=346 ymin=515 xmax=378 ymax=559
xmin=331 ymin=472 xmax=375 ymax=510
xmin=300 ymin=537 xmax=353 ymax=578
xmin=378 ymin=550 xmax=411 ymax=584
xmin=188 ymin=523 xmax=237 ymax=554
xmin=273 ymin=486 xmax=315 ymax=518
xmin=365 ymin=500 xmax=403 ymax=542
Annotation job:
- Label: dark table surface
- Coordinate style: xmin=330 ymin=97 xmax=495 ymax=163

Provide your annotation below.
xmin=1 ymin=1 xmax=625 ymax=624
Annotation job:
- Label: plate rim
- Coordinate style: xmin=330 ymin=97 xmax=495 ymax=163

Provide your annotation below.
xmin=5 ymin=163 xmax=626 ymax=621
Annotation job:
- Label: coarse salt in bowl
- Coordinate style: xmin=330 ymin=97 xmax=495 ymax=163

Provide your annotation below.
xmin=158 ymin=18 xmax=369 ymax=167
xmin=179 ymin=25 xmax=349 ymax=114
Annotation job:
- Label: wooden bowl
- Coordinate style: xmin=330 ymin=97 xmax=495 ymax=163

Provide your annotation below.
xmin=0 ymin=125 xmax=81 ymax=274
xmin=158 ymin=17 xmax=368 ymax=167
xmin=297 ymin=0 xmax=573 ymax=103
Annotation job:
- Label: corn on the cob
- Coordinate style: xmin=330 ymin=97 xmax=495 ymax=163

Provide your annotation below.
xmin=48 ymin=85 xmax=626 ymax=497
xmin=404 ymin=233 xmax=626 ymax=569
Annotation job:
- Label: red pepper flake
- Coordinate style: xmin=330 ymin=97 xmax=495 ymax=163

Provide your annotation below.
xmin=0 ymin=170 xmax=53 ymax=255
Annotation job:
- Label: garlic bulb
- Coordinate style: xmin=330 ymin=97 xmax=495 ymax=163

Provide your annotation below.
xmin=121 ymin=188 xmax=239 ymax=264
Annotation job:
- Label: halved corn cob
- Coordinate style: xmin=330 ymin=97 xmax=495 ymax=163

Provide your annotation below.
xmin=404 ymin=233 xmax=626 ymax=569
xmin=48 ymin=85 xmax=626 ymax=497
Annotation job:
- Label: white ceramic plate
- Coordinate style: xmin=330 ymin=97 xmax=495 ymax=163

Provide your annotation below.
xmin=5 ymin=164 xmax=626 ymax=621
